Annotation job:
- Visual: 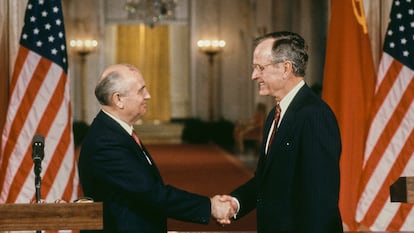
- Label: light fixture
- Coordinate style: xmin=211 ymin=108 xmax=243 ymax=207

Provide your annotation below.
xmin=197 ymin=39 xmax=226 ymax=64
xmin=69 ymin=39 xmax=98 ymax=121
xmin=197 ymin=39 xmax=226 ymax=121
xmin=124 ymin=0 xmax=177 ymax=28
xmin=69 ymin=39 xmax=98 ymax=56
xmin=197 ymin=40 xmax=226 ymax=54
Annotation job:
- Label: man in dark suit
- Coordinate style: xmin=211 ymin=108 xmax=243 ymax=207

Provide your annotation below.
xmin=78 ymin=64 xmax=233 ymax=233
xmin=220 ymin=31 xmax=343 ymax=233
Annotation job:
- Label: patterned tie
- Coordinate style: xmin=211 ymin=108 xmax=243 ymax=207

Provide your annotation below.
xmin=267 ymin=104 xmax=281 ymax=154
xmin=132 ymin=130 xmax=142 ymax=147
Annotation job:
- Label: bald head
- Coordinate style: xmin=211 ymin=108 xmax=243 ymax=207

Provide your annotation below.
xmin=99 ymin=64 xmax=140 ymax=82
xmin=95 ymin=64 xmax=143 ymax=106
xmin=95 ymin=63 xmax=151 ymax=124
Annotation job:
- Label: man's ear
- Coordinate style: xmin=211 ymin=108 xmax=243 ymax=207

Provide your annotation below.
xmin=284 ymin=61 xmax=294 ymax=73
xmin=111 ymin=92 xmax=124 ymax=109
xmin=282 ymin=61 xmax=294 ymax=79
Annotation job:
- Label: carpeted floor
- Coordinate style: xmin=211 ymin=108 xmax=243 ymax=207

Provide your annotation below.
xmin=146 ymin=143 xmax=257 ymax=232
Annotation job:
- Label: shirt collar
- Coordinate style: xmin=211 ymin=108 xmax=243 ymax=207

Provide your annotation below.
xmin=102 ymin=109 xmax=134 ymax=135
xmin=279 ymin=80 xmax=305 ymax=117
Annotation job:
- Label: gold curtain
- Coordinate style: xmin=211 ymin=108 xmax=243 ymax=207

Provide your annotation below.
xmin=116 ymin=25 xmax=171 ymax=122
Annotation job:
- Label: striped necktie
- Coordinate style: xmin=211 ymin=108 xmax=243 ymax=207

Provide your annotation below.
xmin=266 ymin=104 xmax=281 ymax=154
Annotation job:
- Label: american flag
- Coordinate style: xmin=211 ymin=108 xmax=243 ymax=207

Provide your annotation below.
xmin=0 ymin=0 xmax=78 ymax=204
xmin=356 ymin=0 xmax=414 ymax=230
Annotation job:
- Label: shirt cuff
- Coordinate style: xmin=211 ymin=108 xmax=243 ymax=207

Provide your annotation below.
xmin=232 ymin=197 xmax=240 ymax=219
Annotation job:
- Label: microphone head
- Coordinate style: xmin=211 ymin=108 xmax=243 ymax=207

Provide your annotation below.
xmin=32 ymin=134 xmax=45 ymax=161
xmin=33 ymin=134 xmax=44 ymax=145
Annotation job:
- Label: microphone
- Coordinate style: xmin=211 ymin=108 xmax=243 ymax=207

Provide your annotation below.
xmin=32 ymin=134 xmax=44 ymax=204
xmin=32 ymin=134 xmax=45 ymax=165
xmin=32 ymin=134 xmax=44 ymax=178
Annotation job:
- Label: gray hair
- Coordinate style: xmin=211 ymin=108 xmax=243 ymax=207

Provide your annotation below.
xmin=254 ymin=31 xmax=308 ymax=77
xmin=95 ymin=70 xmax=129 ymax=106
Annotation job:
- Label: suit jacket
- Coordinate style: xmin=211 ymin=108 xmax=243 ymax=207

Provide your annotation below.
xmin=78 ymin=111 xmax=211 ymax=233
xmin=231 ymin=85 xmax=343 ymax=233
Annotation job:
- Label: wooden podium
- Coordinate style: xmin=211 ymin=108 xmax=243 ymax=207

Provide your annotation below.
xmin=0 ymin=202 xmax=102 ymax=231
xmin=390 ymin=177 xmax=414 ymax=203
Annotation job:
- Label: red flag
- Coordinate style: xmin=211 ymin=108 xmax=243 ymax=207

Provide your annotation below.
xmin=322 ymin=0 xmax=376 ymax=230
xmin=0 ymin=0 xmax=78 ymax=204
xmin=356 ymin=0 xmax=414 ymax=230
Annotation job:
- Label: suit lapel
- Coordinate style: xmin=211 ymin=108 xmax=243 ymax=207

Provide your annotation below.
xmin=97 ymin=111 xmax=163 ymax=178
xmin=256 ymin=107 xmax=276 ymax=178
xmin=261 ymin=109 xmax=296 ymax=179
xmin=140 ymin=144 xmax=162 ymax=178
xmin=259 ymin=85 xmax=311 ymax=181
xmin=132 ymin=140 xmax=163 ymax=179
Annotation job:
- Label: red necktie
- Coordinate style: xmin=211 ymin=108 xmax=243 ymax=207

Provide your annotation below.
xmin=132 ymin=130 xmax=142 ymax=147
xmin=267 ymin=104 xmax=281 ymax=152
xmin=132 ymin=130 xmax=152 ymax=165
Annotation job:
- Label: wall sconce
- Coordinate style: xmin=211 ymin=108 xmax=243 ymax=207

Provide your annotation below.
xmin=197 ymin=39 xmax=226 ymax=121
xmin=69 ymin=39 xmax=98 ymax=121
xmin=69 ymin=39 xmax=98 ymax=56
xmin=197 ymin=39 xmax=226 ymax=64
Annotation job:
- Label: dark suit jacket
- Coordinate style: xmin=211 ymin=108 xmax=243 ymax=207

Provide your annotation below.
xmin=78 ymin=111 xmax=211 ymax=233
xmin=231 ymin=85 xmax=343 ymax=233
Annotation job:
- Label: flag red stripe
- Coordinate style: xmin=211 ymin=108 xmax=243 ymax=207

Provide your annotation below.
xmin=360 ymin=128 xmax=414 ymax=227
xmin=62 ymin=153 xmax=76 ymax=202
xmin=42 ymin=74 xmax=71 ymax=196
xmin=37 ymin=71 xmax=66 ymax=137
xmin=369 ymin=60 xmax=403 ymax=122
xmin=22 ymin=70 xmax=74 ymax=203
xmin=387 ymin=203 xmax=414 ymax=230
xmin=10 ymin=47 xmax=30 ymax=93
xmin=4 ymin=59 xmax=55 ymax=203
xmin=61 ymin=129 xmax=77 ymax=202
xmin=0 ymin=58 xmax=52 ymax=198
xmin=358 ymin=67 xmax=408 ymax=193
xmin=34 ymin=131 xmax=72 ymax=201
xmin=61 ymin=105 xmax=77 ymax=202
xmin=27 ymin=87 xmax=75 ymax=203
xmin=358 ymin=71 xmax=414 ymax=229
xmin=6 ymin=152 xmax=33 ymax=203
xmin=63 ymin=102 xmax=77 ymax=202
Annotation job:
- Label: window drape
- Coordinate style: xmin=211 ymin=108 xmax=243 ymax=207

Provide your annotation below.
xmin=116 ymin=25 xmax=171 ymax=122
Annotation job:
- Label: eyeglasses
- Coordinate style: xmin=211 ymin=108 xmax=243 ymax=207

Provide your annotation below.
xmin=251 ymin=63 xmax=275 ymax=72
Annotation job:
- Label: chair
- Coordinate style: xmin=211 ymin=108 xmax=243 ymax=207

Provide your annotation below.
xmin=234 ymin=103 xmax=266 ymax=154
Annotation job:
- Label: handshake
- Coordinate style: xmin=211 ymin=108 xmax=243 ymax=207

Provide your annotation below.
xmin=210 ymin=194 xmax=238 ymax=225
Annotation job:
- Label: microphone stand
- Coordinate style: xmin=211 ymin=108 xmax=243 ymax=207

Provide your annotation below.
xmin=32 ymin=134 xmax=45 ymax=233
xmin=34 ymin=161 xmax=42 ymax=203
xmin=34 ymin=159 xmax=42 ymax=233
